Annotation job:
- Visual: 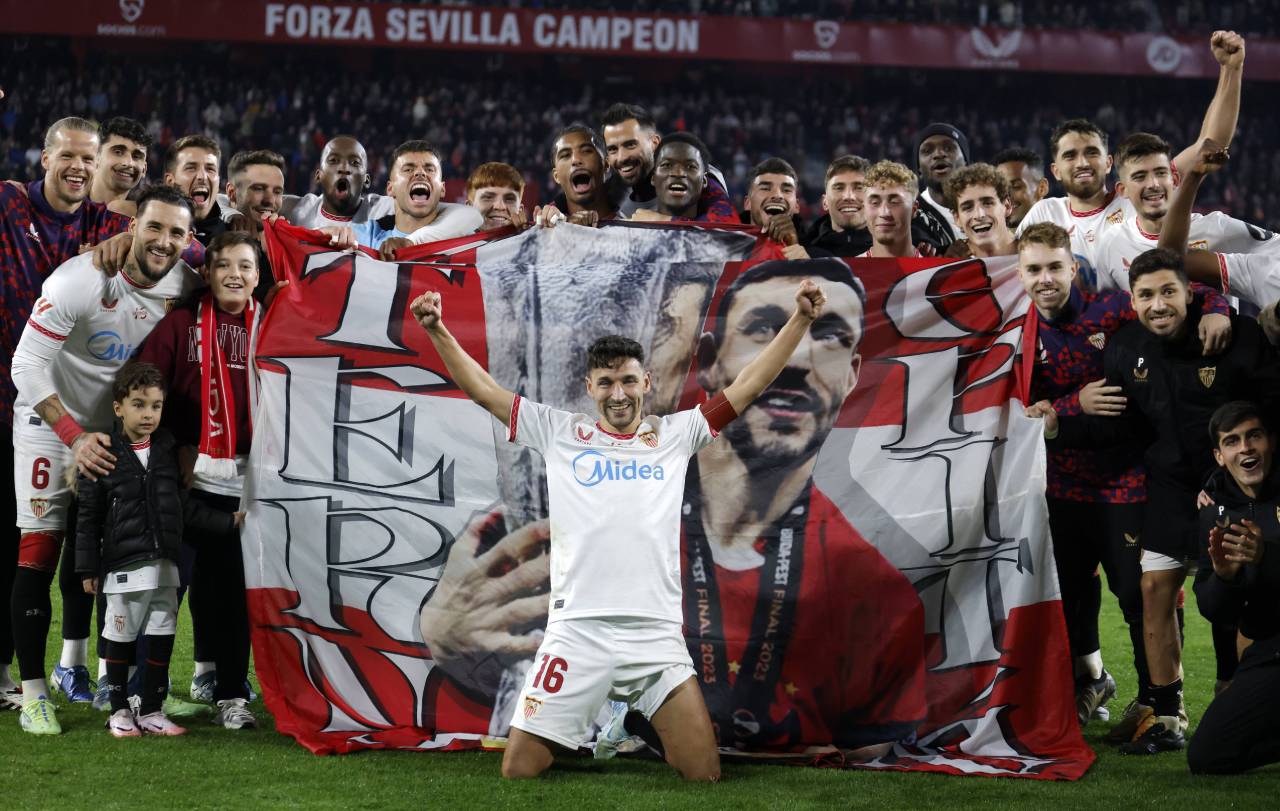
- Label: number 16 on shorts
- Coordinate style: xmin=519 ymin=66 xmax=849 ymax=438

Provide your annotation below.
xmin=532 ymin=654 xmax=568 ymax=694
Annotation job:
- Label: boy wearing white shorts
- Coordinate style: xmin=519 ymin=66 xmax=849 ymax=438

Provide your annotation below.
xmin=76 ymin=363 xmax=241 ymax=737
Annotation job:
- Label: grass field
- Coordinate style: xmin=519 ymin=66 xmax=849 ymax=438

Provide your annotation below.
xmin=3 ymin=584 xmax=1277 ymax=810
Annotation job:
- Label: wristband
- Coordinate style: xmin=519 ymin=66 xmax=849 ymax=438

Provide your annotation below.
xmin=54 ymin=414 xmax=85 ymax=447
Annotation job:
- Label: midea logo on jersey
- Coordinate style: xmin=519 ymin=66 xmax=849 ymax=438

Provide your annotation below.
xmin=571 ymin=450 xmax=665 ymax=487
xmin=86 ymin=330 xmax=138 ymax=361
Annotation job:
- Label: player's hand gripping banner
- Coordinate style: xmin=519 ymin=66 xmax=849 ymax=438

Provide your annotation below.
xmin=245 ymin=220 xmax=1093 ymax=778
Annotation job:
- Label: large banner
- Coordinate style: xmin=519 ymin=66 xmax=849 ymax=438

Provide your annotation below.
xmin=245 ymin=220 xmax=1093 ymax=779
xmin=2 ymin=1 xmax=1277 ymax=80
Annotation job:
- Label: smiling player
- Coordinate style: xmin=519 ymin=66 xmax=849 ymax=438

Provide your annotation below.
xmin=411 ymin=276 xmax=830 ymax=780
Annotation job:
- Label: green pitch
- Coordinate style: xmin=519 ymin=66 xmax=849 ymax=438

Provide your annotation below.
xmin=2 ymin=584 xmax=1277 ymax=810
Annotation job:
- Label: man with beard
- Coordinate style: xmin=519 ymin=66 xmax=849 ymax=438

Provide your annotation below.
xmin=1019 ymin=221 xmax=1231 ymax=731
xmin=992 ymin=148 xmax=1049 ymax=229
xmin=914 ymin=122 xmax=968 ymax=248
xmin=352 ymin=140 xmax=482 ymax=257
xmin=281 ymin=135 xmax=394 ymax=230
xmin=602 ymin=103 xmax=661 ymax=218
xmin=945 ymin=164 xmax=1016 ymax=258
xmin=1187 ymin=402 xmax=1280 ymax=774
xmin=8 ymin=185 xmax=202 ymax=733
xmin=467 ymin=162 xmax=526 ymax=232
xmin=1 ymin=117 xmax=134 ymax=708
xmin=1030 ymin=149 xmax=1280 ymax=754
xmin=677 ymin=258 xmax=926 ymax=753
xmin=163 ymin=135 xmax=225 ymax=247
xmin=601 ymin=104 xmax=734 ymax=225
xmin=1018 ymin=28 xmax=1245 ymax=288
xmin=1096 ymin=133 xmax=1278 ymax=293
xmin=89 ymin=117 xmax=149 ymax=209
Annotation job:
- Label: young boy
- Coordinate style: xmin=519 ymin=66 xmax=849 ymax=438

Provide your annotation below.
xmin=75 ymin=362 xmax=241 ymax=737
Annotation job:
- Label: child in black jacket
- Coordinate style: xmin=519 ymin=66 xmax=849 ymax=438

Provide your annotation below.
xmin=75 ymin=362 xmax=241 ymax=737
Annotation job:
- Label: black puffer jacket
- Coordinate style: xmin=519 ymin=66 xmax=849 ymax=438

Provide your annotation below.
xmin=75 ymin=427 xmax=235 ymax=577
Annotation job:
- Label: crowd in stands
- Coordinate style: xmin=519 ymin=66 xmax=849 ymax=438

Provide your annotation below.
xmin=0 ymin=40 xmax=1274 ymax=220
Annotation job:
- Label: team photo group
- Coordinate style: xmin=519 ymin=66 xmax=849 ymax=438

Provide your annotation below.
xmin=1 ymin=11 xmax=1279 ymax=792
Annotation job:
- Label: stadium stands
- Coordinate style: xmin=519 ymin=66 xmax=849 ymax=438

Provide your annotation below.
xmin=1 ymin=39 xmax=1274 ymax=221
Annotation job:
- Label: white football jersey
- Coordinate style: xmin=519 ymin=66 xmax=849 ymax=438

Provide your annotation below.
xmin=13 ymin=252 xmax=202 ymax=430
xmin=921 ymin=188 xmax=962 ymax=240
xmin=285 ymin=192 xmax=395 ymax=229
xmin=1017 ymin=192 xmax=1135 ymax=290
xmin=1218 ymin=251 xmax=1280 ymax=309
xmin=1095 ymin=211 xmax=1280 ymax=292
xmin=510 ymin=396 xmax=719 ymax=624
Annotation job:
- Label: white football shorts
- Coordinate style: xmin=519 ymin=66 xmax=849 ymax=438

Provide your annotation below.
xmin=12 ymin=414 xmax=75 ymax=531
xmin=508 ymin=617 xmax=696 ymax=750
xmin=102 ymin=586 xmax=179 ymax=642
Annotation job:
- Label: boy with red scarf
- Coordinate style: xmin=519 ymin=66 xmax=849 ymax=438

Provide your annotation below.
xmin=137 ymin=231 xmax=260 ymax=729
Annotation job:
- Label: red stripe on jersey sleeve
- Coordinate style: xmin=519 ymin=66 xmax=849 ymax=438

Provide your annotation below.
xmin=699 ymin=392 xmax=737 ymax=435
xmin=27 ymin=319 xmax=67 ymax=342
xmin=1217 ymin=253 xmax=1229 ymax=297
xmin=507 ymin=395 xmax=521 ymax=443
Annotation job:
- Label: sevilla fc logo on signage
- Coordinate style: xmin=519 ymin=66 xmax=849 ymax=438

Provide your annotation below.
xmin=813 ymin=21 xmax=839 ymax=50
xmin=119 ymin=0 xmax=144 ymax=23
xmin=970 ymin=28 xmax=1022 ymax=59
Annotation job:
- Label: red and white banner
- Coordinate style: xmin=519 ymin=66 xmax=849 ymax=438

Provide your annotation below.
xmin=244 ymin=220 xmax=1093 ymax=779
xmin=2 ymin=0 xmax=1277 ymax=80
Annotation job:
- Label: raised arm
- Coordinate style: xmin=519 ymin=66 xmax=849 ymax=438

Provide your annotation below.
xmin=721 ymin=280 xmax=826 ymax=415
xmin=410 ymin=291 xmax=516 ymax=426
xmin=1172 ymin=31 xmax=1244 ymax=178
xmin=1159 ymin=138 xmax=1230 ymax=287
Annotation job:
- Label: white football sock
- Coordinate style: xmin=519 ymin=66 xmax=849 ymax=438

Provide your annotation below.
xmin=22 ymin=679 xmax=49 ymax=705
xmin=194 ymin=661 xmax=216 ymax=678
xmin=59 ymin=638 xmax=88 ymax=669
xmin=98 ymin=658 xmax=109 ymax=680
xmin=0 ymin=663 xmax=15 ymax=690
xmin=1075 ymin=650 xmax=1104 ymax=681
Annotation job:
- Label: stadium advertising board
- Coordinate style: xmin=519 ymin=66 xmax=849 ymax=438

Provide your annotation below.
xmin=0 ymin=0 xmax=1276 ymax=79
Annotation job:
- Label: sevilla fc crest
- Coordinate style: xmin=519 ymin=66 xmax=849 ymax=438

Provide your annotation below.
xmin=119 ymin=0 xmax=144 ymax=23
xmin=29 ymin=498 xmax=49 ymax=519
xmin=1087 ymin=332 xmax=1106 ymax=350
xmin=640 ymin=432 xmax=658 ymax=448
xmin=1199 ymin=367 xmax=1216 ymax=388
xmin=523 ymin=696 xmax=542 ymax=720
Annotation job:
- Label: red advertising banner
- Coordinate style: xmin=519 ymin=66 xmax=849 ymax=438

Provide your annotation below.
xmin=1 ymin=0 xmax=1277 ymax=80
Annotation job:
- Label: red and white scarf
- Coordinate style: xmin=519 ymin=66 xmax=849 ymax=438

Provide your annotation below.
xmin=194 ymin=293 xmax=260 ymax=479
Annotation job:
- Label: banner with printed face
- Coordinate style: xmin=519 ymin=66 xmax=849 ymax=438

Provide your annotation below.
xmin=245 ymin=220 xmax=1093 ymax=779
